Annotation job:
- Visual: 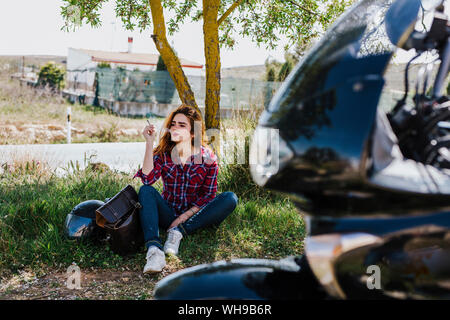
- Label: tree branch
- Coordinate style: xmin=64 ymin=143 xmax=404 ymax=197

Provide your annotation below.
xmin=217 ymin=0 xmax=243 ymax=25
xmin=287 ymin=0 xmax=317 ymax=16
xmin=148 ymin=0 xmax=199 ymax=109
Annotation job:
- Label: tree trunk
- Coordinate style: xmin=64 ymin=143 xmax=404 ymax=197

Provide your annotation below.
xmin=203 ymin=0 xmax=221 ymax=155
xmin=148 ymin=0 xmax=199 ymax=111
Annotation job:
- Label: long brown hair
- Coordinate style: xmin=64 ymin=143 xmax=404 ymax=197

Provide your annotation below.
xmin=153 ymin=104 xmax=209 ymax=157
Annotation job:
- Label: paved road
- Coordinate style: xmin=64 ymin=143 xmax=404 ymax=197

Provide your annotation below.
xmin=0 ymin=142 xmax=147 ymax=176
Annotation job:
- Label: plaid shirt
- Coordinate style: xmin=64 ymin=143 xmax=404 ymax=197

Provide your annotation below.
xmin=133 ymin=145 xmax=219 ymax=216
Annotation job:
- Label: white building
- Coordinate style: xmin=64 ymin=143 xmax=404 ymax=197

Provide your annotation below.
xmin=66 ymin=37 xmax=203 ymax=92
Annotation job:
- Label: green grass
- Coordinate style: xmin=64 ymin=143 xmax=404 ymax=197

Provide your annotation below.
xmin=0 ymin=157 xmax=305 ymax=277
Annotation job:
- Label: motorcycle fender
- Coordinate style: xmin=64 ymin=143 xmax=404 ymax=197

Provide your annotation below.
xmin=154 ymin=256 xmax=327 ymax=300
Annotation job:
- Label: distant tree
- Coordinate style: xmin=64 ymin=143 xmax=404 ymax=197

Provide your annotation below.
xmin=266 ymin=67 xmax=276 ymax=82
xmin=155 ymin=55 xmax=176 ymax=104
xmin=97 ymin=62 xmax=111 ymax=69
xmin=93 ymin=72 xmax=100 ymax=107
xmin=264 ymin=66 xmax=276 ymax=108
xmin=265 ymin=51 xmax=296 ymax=83
xmin=277 ymin=60 xmax=293 ymax=82
xmin=93 ymin=62 xmax=111 ymax=106
xmin=156 ymin=54 xmax=167 ymax=71
xmin=37 ymin=62 xmax=65 ymax=91
xmin=265 ymin=57 xmax=281 ymax=78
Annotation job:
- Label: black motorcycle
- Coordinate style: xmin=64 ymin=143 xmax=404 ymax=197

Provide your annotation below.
xmin=154 ymin=0 xmax=450 ymax=300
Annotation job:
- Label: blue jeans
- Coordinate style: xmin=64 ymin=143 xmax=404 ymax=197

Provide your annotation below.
xmin=138 ymin=185 xmax=238 ymax=250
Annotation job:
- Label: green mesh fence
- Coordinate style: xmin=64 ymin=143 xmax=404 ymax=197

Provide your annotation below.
xmin=96 ymin=68 xmax=281 ymax=109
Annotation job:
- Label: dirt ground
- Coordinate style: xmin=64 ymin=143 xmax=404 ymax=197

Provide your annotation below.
xmin=0 ymin=122 xmax=144 ymax=145
xmin=0 ymin=262 xmax=183 ymax=300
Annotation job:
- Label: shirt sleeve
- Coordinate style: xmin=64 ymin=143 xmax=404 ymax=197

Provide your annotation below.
xmin=191 ymin=160 xmax=219 ymax=210
xmin=133 ymin=154 xmax=163 ymax=186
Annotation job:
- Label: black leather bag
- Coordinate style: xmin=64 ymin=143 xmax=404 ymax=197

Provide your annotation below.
xmin=95 ymin=185 xmax=144 ymax=256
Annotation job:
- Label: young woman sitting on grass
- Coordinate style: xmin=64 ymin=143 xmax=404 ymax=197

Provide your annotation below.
xmin=133 ymin=104 xmax=238 ymax=274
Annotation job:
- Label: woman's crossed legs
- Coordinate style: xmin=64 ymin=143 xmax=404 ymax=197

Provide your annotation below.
xmin=138 ymin=185 xmax=238 ymax=250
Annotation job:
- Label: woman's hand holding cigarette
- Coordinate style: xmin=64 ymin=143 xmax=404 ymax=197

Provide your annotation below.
xmin=143 ymin=120 xmax=156 ymax=142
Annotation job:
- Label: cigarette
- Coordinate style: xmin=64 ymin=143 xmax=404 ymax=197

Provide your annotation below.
xmin=146 ymin=120 xmax=152 ymax=134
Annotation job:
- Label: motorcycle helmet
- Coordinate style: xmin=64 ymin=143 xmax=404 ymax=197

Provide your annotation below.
xmin=64 ymin=199 xmax=106 ymax=240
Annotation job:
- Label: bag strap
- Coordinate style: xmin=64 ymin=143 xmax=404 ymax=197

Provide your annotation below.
xmin=95 ymin=185 xmax=141 ymax=227
xmin=122 ymin=185 xmax=142 ymax=209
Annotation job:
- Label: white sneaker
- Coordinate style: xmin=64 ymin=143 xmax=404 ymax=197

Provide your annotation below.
xmin=164 ymin=228 xmax=183 ymax=256
xmin=143 ymin=246 xmax=166 ymax=274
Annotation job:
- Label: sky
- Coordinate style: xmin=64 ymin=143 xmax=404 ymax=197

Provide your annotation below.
xmin=0 ymin=0 xmax=289 ymax=68
xmin=1 ymin=1 xmax=447 ymax=68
